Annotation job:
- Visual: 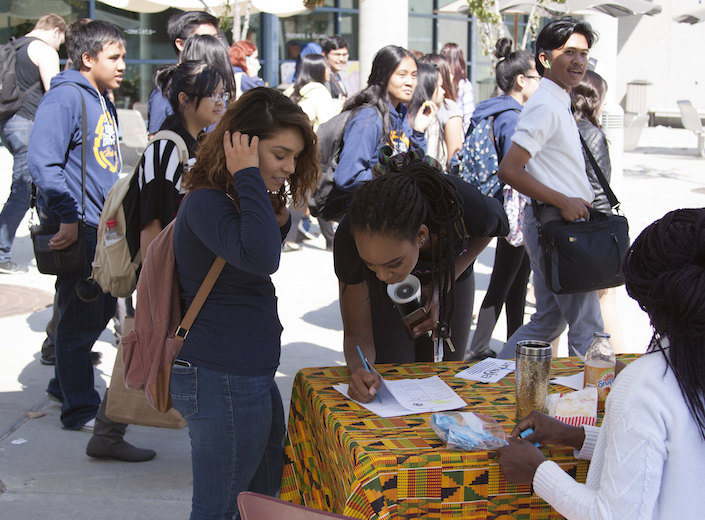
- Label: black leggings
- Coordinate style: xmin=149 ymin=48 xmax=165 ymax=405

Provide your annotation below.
xmin=469 ymin=239 xmax=530 ymax=353
xmin=367 ymin=268 xmax=475 ymax=363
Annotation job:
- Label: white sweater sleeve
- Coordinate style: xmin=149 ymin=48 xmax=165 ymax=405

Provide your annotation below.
xmin=532 ymin=358 xmax=671 ymax=520
xmin=533 ymin=422 xmax=665 ymax=519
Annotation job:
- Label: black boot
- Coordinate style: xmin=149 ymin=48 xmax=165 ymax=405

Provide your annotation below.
xmin=86 ymin=392 xmax=156 ymax=462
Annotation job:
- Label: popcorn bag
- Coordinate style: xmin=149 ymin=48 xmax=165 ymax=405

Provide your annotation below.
xmin=545 ymin=387 xmax=598 ymax=427
xmin=430 ymin=412 xmax=508 ymax=451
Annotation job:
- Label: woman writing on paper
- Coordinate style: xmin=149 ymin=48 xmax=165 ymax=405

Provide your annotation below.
xmin=334 ymin=152 xmax=508 ymax=403
xmin=497 ymin=208 xmax=705 ymax=519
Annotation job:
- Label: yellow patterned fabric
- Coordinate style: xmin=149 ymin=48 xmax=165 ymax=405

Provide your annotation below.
xmin=281 ymin=358 xmax=635 ymax=519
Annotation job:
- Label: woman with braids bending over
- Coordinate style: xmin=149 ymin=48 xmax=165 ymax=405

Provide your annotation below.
xmin=497 ymin=208 xmax=705 ymax=519
xmin=334 ymin=152 xmax=508 ymax=402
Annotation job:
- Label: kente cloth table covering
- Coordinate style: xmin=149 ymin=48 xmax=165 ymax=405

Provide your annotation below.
xmin=281 ymin=358 xmax=632 ymax=519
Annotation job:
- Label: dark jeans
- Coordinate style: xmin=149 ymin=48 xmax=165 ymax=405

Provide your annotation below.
xmin=171 ymin=365 xmax=285 ymax=520
xmin=45 ymin=224 xmax=117 ymax=429
xmin=469 ymin=239 xmax=531 ymax=354
xmin=0 ymin=114 xmax=33 ymax=263
xmin=366 ymin=267 xmax=475 ymax=363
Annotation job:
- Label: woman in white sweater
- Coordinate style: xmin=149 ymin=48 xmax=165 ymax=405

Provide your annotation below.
xmin=497 ymin=207 xmax=705 ymax=519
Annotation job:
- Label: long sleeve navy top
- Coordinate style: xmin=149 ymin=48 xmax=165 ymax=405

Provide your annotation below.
xmin=173 ymin=167 xmax=284 ymax=376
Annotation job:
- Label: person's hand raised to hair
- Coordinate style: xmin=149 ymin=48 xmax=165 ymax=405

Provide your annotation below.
xmin=224 ymin=131 xmax=259 ymax=175
xmin=511 ymin=410 xmax=586 ymax=450
xmin=496 ymin=437 xmax=546 ymax=484
xmin=412 ymin=100 xmax=437 ymax=133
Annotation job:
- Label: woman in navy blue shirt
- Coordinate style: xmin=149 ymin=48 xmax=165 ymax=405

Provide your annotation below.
xmin=170 ymin=88 xmax=319 ymax=520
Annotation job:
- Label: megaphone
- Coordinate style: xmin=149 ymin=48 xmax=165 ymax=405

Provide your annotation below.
xmin=387 ymin=274 xmax=429 ymax=338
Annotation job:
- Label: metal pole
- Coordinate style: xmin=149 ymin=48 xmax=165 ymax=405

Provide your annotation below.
xmin=261 ymin=13 xmax=280 ymax=88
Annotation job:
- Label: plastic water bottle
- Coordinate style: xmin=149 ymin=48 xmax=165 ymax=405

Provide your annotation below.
xmin=104 ymin=219 xmax=121 ymax=246
xmin=584 ymin=332 xmax=616 ymax=411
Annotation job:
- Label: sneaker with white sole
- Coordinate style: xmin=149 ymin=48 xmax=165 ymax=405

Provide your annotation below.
xmin=78 ymin=418 xmax=95 ymax=433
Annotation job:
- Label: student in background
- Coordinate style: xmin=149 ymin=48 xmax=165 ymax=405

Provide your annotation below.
xmin=28 ymin=20 xmax=125 ymax=433
xmin=334 ymin=45 xmax=434 ymax=195
xmin=322 ymin=35 xmax=350 ymax=104
xmin=283 ymin=53 xmax=340 ymax=252
xmin=85 ymin=60 xmax=230 ymax=462
xmin=147 ymin=11 xmax=218 ymax=136
xmin=285 ymin=54 xmax=339 ymax=132
xmin=228 ymin=40 xmax=265 ymax=98
xmin=571 ymin=69 xmax=625 ymax=353
xmin=440 ymin=42 xmax=475 ymax=133
xmin=0 ymin=13 xmax=67 ymax=274
xmin=466 ymin=38 xmax=540 ymax=361
xmin=418 ymin=54 xmax=463 ymax=165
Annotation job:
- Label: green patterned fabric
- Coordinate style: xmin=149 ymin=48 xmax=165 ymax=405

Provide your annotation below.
xmin=281 ymin=357 xmax=636 ymax=519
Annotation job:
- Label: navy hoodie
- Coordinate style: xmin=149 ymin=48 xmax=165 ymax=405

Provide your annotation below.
xmin=28 ymin=69 xmax=121 ymax=228
xmin=470 ymin=94 xmax=522 ymax=162
xmin=334 ymin=102 xmax=426 ymax=192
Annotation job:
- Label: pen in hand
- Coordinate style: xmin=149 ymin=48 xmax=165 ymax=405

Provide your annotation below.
xmin=356 ymin=345 xmax=382 ymax=403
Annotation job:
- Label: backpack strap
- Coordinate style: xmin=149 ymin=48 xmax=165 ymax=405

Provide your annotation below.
xmin=149 ymin=130 xmax=190 ymax=165
xmin=174 ymin=256 xmax=226 ymax=341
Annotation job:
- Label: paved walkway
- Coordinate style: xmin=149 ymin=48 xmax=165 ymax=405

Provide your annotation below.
xmin=0 ymin=126 xmax=702 ymax=519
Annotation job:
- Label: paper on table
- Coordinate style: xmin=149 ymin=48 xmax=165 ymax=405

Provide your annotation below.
xmin=550 ymin=372 xmax=584 ymax=391
xmin=333 ymin=375 xmax=466 ymax=418
xmin=455 ymin=358 xmax=516 ymax=383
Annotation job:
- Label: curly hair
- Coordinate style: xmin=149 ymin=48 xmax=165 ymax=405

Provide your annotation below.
xmin=622 ymin=207 xmax=705 ymax=440
xmin=347 ymin=157 xmax=466 ymax=340
xmin=183 ymin=87 xmax=319 ymax=209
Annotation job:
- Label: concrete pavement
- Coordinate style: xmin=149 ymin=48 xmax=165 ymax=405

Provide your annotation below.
xmin=0 ymin=125 xmax=703 ymax=519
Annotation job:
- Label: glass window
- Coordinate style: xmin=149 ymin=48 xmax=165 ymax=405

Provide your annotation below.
xmin=409 ymin=0 xmax=433 ymax=15
xmin=408 ymin=16 xmax=433 ymax=54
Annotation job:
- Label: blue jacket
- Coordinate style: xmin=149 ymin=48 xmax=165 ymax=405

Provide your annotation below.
xmin=470 ymin=94 xmax=522 ymax=162
xmin=334 ymin=102 xmax=426 ymax=192
xmin=28 ymin=70 xmax=121 ymax=228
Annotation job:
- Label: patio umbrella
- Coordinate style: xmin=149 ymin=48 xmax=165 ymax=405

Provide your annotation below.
xmin=98 ymin=0 xmax=169 ymax=13
xmin=439 ymin=0 xmax=661 ymax=17
xmin=113 ymin=0 xmax=309 ymax=16
xmin=673 ymin=7 xmax=705 ymax=24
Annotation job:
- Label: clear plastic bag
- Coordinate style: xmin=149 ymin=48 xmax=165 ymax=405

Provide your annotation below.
xmin=429 ymin=412 xmax=508 ymax=451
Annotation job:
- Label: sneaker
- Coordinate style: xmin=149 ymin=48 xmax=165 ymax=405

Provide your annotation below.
xmin=78 ymin=418 xmax=95 ymax=433
xmin=40 ymin=351 xmax=101 ymax=366
xmin=46 ymin=392 xmax=63 ymax=404
xmin=40 ymin=351 xmax=56 ymax=365
xmin=0 ymin=261 xmax=25 ymax=274
xmin=297 ymin=218 xmax=317 ymax=240
xmin=282 ymin=242 xmax=301 ymax=252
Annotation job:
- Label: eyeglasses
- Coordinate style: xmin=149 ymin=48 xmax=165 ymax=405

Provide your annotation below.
xmin=524 ymin=75 xmax=541 ymax=81
xmin=209 ymin=92 xmax=230 ymax=104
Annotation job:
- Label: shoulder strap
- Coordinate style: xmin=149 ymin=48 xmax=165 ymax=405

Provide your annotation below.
xmin=149 ymin=129 xmax=189 ymax=164
xmin=64 ymin=83 xmax=87 ymax=224
xmin=580 ymin=135 xmax=620 ymax=209
xmin=174 ymin=256 xmax=226 ymax=342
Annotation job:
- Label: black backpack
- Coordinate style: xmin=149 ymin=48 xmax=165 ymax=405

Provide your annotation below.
xmin=308 ymin=110 xmax=353 ymax=221
xmin=0 ymin=37 xmax=40 ymax=120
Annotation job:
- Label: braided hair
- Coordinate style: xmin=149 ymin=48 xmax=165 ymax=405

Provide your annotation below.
xmin=347 ymin=157 xmax=467 ymax=340
xmin=622 ymin=208 xmax=705 ymax=440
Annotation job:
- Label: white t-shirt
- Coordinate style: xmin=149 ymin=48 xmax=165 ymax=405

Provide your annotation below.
xmin=511 ymin=78 xmax=593 ymax=202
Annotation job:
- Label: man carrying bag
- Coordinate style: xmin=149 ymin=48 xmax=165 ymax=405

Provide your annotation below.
xmin=496 ymin=18 xmax=606 ymax=359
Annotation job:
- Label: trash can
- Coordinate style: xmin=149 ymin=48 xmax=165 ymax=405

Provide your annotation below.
xmin=626 ymin=80 xmax=653 ymax=115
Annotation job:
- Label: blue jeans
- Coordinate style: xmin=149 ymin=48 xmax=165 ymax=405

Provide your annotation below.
xmin=45 ymin=224 xmax=117 ymax=429
xmin=498 ymin=206 xmax=603 ymax=359
xmin=171 ymin=365 xmax=285 ymax=520
xmin=0 ymin=114 xmax=33 ymax=263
